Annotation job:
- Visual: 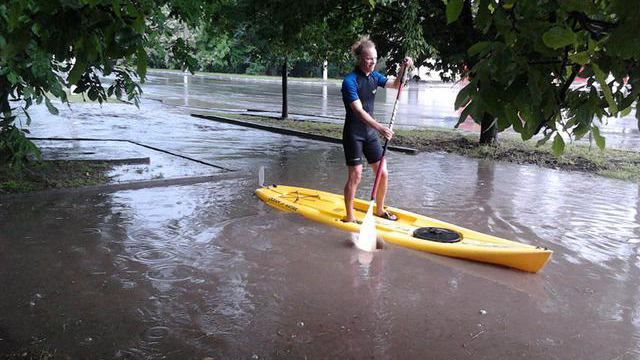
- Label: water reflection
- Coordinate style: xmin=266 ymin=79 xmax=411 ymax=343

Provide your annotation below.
xmin=321 ymin=85 xmax=328 ymax=116
xmin=634 ymin=184 xmax=640 ymax=357
xmin=183 ymin=73 xmax=189 ymax=107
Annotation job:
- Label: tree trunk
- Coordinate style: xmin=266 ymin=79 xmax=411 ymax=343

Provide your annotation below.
xmin=479 ymin=113 xmax=497 ymax=144
xmin=0 ymin=78 xmax=10 ymax=115
xmin=281 ymin=56 xmax=288 ymax=120
xmin=1 ymin=78 xmax=14 ymax=165
xmin=0 ymin=78 xmax=12 ymax=142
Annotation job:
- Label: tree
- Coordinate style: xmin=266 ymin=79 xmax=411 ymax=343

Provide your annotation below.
xmin=370 ymin=0 xmax=639 ymax=149
xmin=0 ymin=0 xmax=200 ymax=170
xmin=370 ymin=0 xmax=503 ymax=143
xmin=221 ymin=0 xmax=375 ymax=119
xmin=364 ymin=0 xmax=429 ymax=70
xmin=446 ymin=0 xmax=640 ymax=152
xmin=145 ymin=7 xmax=198 ymax=70
xmin=229 ymin=0 xmax=327 ymax=119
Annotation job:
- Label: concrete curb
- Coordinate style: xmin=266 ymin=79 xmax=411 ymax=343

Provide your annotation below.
xmin=191 ymin=113 xmax=418 ymax=155
xmin=28 ymin=137 xmax=235 ymax=172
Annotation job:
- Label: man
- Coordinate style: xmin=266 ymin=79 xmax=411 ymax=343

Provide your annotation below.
xmin=341 ymin=36 xmax=412 ymax=223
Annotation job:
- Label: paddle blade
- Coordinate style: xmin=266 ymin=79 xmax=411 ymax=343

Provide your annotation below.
xmin=354 ymin=201 xmax=377 ymax=252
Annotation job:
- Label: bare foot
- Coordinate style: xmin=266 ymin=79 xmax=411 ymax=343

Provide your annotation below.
xmin=375 ymin=211 xmax=397 ymax=221
xmin=341 ymin=218 xmax=361 ymax=224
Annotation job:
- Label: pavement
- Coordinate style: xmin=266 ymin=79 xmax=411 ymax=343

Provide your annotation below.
xmin=27 ymin=138 xmax=246 ymax=194
xmin=26 ymin=106 xmax=418 ymax=195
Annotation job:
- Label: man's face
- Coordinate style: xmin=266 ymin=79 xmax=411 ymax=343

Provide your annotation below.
xmin=358 ymin=47 xmax=377 ymax=74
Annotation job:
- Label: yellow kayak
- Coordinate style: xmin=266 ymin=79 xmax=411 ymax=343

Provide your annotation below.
xmin=256 ymin=185 xmax=552 ymax=273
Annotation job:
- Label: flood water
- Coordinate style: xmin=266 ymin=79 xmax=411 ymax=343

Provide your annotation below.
xmin=144 ymin=72 xmax=640 ymax=150
xmin=1 ymin=85 xmax=640 ymax=358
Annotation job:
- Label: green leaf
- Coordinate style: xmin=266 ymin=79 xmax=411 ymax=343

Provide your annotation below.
xmin=560 ymin=0 xmax=598 ymax=13
xmin=136 ymin=47 xmax=147 ymax=80
xmin=446 ymin=0 xmax=464 ymax=24
xmin=44 ymin=97 xmax=59 ymax=115
xmin=478 ymin=85 xmax=499 ymax=112
xmin=88 ymin=87 xmax=98 ymax=101
xmin=620 ymin=91 xmax=638 ymax=110
xmin=475 ymin=0 xmax=490 ymax=30
xmin=21 ymin=107 xmax=32 ymax=126
xmin=572 ymin=122 xmax=589 ymax=140
xmin=467 ymin=41 xmax=490 ymax=57
xmin=467 ymin=98 xmax=487 ymax=127
xmin=68 ymin=61 xmax=86 ymax=85
xmin=455 ymin=104 xmax=473 ymax=128
xmin=7 ymin=71 xmax=18 ymax=85
xmin=502 ymin=0 xmax=515 ymax=10
xmin=132 ymin=16 xmax=144 ymax=33
xmin=542 ymin=27 xmax=577 ymax=49
xmin=112 ymin=0 xmax=121 ymax=17
xmin=501 ymin=103 xmax=518 ymax=128
xmin=454 ymin=80 xmax=475 ymax=109
xmin=552 ymin=134 xmax=565 ymax=156
xmin=496 ymin=110 xmax=510 ymax=131
xmin=512 ymin=111 xmax=524 ymax=134
xmin=568 ymin=52 xmax=589 ymax=65
xmin=591 ymin=126 xmax=605 ymax=150
xmin=592 ymin=63 xmax=618 ymax=114
xmin=574 ymin=101 xmax=593 ymax=126
xmin=31 ymin=23 xmax=41 ymax=36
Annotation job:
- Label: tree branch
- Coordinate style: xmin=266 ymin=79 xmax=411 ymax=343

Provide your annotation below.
xmin=570 ymin=11 xmax=618 ymax=39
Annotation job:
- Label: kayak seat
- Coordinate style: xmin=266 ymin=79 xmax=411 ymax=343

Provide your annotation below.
xmin=413 ymin=227 xmax=462 ymax=243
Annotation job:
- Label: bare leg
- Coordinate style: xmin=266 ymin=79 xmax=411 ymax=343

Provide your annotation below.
xmin=344 ymin=165 xmax=362 ymax=222
xmin=370 ymin=160 xmax=388 ymax=216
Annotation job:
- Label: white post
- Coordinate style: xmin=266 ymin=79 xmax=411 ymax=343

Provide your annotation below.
xmin=322 ymin=60 xmax=328 ymax=81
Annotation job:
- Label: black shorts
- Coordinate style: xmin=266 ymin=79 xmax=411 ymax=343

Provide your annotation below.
xmin=342 ymin=133 xmax=383 ymax=166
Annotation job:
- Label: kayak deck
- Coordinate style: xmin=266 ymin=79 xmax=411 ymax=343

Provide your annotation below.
xmin=256 ymin=185 xmax=552 ymax=273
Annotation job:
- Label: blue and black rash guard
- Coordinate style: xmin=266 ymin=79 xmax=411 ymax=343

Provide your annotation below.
xmin=341 ymin=68 xmax=388 ymax=165
xmin=341 ymin=68 xmax=388 ymax=137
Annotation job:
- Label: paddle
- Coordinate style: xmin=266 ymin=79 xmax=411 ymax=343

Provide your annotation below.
xmin=355 ymin=61 xmax=410 ymax=251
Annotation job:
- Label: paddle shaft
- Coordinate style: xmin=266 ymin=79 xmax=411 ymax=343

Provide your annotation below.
xmin=370 ymin=65 xmax=408 ymax=201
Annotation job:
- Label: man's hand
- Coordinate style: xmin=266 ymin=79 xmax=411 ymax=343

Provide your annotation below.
xmin=386 ymin=57 xmax=415 ymax=89
xmin=402 ymin=57 xmax=414 ymax=68
xmin=377 ymin=125 xmax=394 ymax=140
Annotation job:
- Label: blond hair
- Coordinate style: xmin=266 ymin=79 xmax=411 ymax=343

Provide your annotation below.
xmin=351 ymin=35 xmax=376 ymax=58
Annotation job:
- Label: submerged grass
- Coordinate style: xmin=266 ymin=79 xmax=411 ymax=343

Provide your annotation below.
xmin=216 ymin=112 xmax=640 ymax=182
xmin=0 ymin=160 xmax=113 ymax=193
